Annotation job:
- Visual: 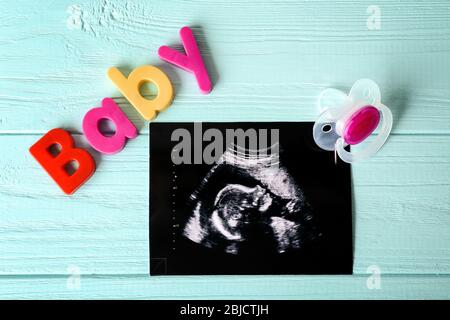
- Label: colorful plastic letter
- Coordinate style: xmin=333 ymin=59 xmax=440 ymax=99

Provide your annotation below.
xmin=158 ymin=26 xmax=212 ymax=94
xmin=82 ymin=98 xmax=138 ymax=154
xmin=29 ymin=128 xmax=96 ymax=195
xmin=107 ymin=65 xmax=173 ymax=121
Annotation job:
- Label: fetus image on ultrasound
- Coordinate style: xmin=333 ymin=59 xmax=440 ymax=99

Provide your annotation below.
xmin=150 ymin=122 xmax=353 ymax=275
xmin=183 ymin=146 xmax=320 ymax=255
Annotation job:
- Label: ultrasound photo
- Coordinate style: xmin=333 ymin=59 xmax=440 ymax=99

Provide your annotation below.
xmin=150 ymin=122 xmax=352 ymax=275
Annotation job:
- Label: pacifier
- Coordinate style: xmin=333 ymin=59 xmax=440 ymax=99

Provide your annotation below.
xmin=313 ymin=79 xmax=393 ymax=163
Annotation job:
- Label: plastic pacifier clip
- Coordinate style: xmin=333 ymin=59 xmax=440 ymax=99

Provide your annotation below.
xmin=313 ymin=79 xmax=393 ymax=163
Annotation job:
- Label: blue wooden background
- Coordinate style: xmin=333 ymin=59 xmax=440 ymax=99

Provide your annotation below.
xmin=1 ymin=0 xmax=450 ymax=299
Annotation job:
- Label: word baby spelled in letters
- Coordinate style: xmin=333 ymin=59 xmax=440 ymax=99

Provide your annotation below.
xmin=29 ymin=26 xmax=212 ymax=195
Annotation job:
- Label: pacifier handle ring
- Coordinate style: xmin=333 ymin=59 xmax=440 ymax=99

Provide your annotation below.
xmin=317 ymin=88 xmax=349 ymax=114
xmin=335 ymin=104 xmax=393 ymax=163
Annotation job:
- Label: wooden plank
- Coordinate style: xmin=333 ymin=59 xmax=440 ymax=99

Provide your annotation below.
xmin=0 ymin=134 xmax=449 ymax=275
xmin=0 ymin=274 xmax=449 ymax=299
xmin=0 ymin=135 xmax=149 ymax=275
xmin=1 ymin=1 xmax=450 ymax=134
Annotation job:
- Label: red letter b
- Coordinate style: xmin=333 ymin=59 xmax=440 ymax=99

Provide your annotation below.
xmin=29 ymin=128 xmax=96 ymax=195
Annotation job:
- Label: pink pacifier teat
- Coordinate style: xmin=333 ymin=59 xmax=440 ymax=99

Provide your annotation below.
xmin=313 ymin=79 xmax=393 ymax=163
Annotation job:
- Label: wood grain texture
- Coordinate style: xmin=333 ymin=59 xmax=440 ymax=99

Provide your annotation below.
xmin=0 ymin=134 xmax=449 ymax=276
xmin=1 ymin=274 xmax=450 ymax=299
xmin=1 ymin=0 xmax=450 ymax=298
xmin=1 ymin=0 xmax=450 ymax=134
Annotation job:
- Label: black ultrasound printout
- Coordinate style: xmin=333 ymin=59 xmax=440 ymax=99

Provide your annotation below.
xmin=150 ymin=122 xmax=352 ymax=275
